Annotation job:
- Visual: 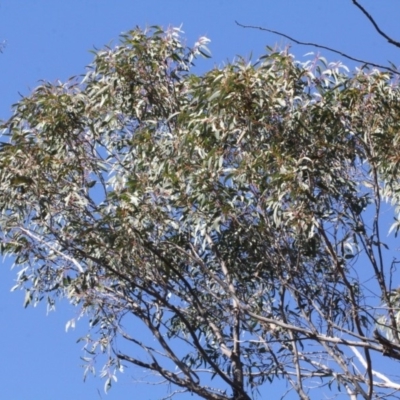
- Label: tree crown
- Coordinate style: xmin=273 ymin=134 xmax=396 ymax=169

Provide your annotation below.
xmin=2 ymin=26 xmax=400 ymax=399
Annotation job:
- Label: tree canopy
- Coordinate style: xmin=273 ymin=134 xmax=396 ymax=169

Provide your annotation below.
xmin=2 ymin=26 xmax=400 ymax=399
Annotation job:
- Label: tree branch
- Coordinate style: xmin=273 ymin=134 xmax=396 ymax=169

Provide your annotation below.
xmin=117 ymin=352 xmax=229 ymax=400
xmin=352 ymin=0 xmax=400 ymax=48
xmin=350 ymin=345 xmax=400 ymax=390
xmin=235 ymin=21 xmax=400 ymax=75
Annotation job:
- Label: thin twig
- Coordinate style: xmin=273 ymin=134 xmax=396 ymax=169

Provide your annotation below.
xmin=352 ymin=0 xmax=400 ymax=48
xmin=235 ymin=21 xmax=400 ymax=75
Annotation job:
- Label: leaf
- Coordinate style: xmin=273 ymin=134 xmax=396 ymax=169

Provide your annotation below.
xmin=23 ymin=290 xmax=32 ymax=308
xmin=65 ymin=318 xmax=76 ymax=332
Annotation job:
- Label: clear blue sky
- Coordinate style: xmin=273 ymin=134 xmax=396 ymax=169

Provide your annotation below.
xmin=1 ymin=1 xmax=400 ymax=399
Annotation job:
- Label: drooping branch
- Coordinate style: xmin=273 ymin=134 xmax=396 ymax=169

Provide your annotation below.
xmin=235 ymin=21 xmax=400 ymax=75
xmin=352 ymin=0 xmax=400 ymax=48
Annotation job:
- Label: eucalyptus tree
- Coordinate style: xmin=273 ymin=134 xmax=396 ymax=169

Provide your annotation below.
xmin=2 ymin=26 xmax=400 ymax=399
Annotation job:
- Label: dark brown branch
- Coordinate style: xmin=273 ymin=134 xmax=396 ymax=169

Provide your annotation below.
xmin=235 ymin=21 xmax=400 ymax=76
xmin=352 ymin=0 xmax=400 ymax=48
xmin=117 ymin=353 xmax=229 ymax=400
xmin=374 ymin=330 xmax=400 ymax=360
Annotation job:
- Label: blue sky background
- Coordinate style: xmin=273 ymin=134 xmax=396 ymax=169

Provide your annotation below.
xmin=1 ymin=1 xmax=400 ymax=399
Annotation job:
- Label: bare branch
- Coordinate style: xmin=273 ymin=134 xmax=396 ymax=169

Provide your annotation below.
xmin=350 ymin=346 xmax=400 ymax=390
xmin=352 ymin=0 xmax=400 ymax=48
xmin=235 ymin=21 xmax=400 ymax=75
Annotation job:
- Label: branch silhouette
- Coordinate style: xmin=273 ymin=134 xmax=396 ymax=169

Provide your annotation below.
xmin=235 ymin=21 xmax=399 ymax=76
xmin=352 ymin=0 xmax=400 ymax=48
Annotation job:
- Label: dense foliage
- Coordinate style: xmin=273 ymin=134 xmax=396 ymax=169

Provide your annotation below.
xmin=2 ymin=26 xmax=400 ymax=399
